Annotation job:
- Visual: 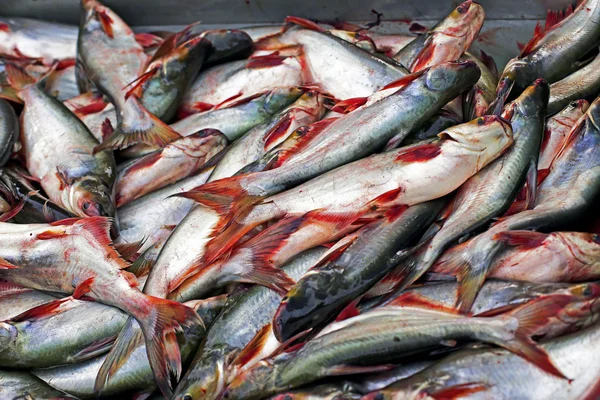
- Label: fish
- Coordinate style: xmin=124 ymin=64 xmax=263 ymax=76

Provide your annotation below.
xmin=78 ymin=0 xmax=180 ymax=151
xmin=0 ymin=282 xmax=56 ymax=321
xmin=0 ymin=369 xmax=78 ymax=400
xmin=223 ymin=295 xmax=571 ymax=399
xmin=241 ymin=25 xmax=285 ymax=42
xmin=486 ymin=231 xmax=600 ymax=282
xmin=63 ymin=92 xmax=116 ymax=143
xmin=0 ymin=99 xmax=18 ymax=167
xmin=0 ymin=17 xmax=77 ymax=64
xmin=32 ymin=296 xmax=227 ymax=400
xmin=6 ymin=64 xmax=117 ymax=219
xmin=200 ymin=29 xmax=255 ymax=67
xmin=178 ymin=54 xmax=304 ymax=116
xmin=183 ymin=61 xmax=481 ymax=259
xmin=192 ymin=111 xmax=511 ymax=271
xmin=393 ymin=1 xmax=485 ymax=72
xmin=172 ymin=87 xmax=304 ymax=138
xmin=0 ymin=217 xmax=202 ymax=398
xmin=538 ymin=99 xmax=589 ymax=173
xmin=43 ymin=64 xmax=80 ymax=101
xmin=489 ymin=0 xmax=600 ymax=114
xmin=269 ymin=381 xmax=363 ymax=400
xmin=115 ymin=129 xmax=226 ymax=207
xmin=385 ymin=109 xmax=461 ymax=149
xmin=462 ymin=50 xmax=499 ymax=120
xmin=170 ymin=248 xmax=327 ymax=400
xmin=363 ymin=321 xmax=600 ymax=400
xmin=368 ymin=33 xmax=415 ymax=57
xmin=273 ymin=200 xmax=444 ymax=343
xmin=433 ymin=94 xmax=600 ymax=313
xmin=208 ymin=90 xmax=326 ymax=181
xmin=382 ymin=79 xmax=548 ymax=311
xmin=548 ymin=53 xmax=600 ymax=116
xmin=131 ymin=31 xmax=213 ymax=122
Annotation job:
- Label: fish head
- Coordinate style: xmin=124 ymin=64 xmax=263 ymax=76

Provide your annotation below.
xmin=262 ymin=87 xmax=305 ymax=115
xmin=220 ymin=360 xmax=277 ymax=400
xmin=435 ymin=0 xmax=485 ymax=41
xmin=438 ymin=115 xmax=513 ymax=162
xmin=156 ymin=36 xmax=212 ymax=75
xmin=505 ymin=78 xmax=549 ymax=120
xmin=423 ymin=60 xmax=481 ymax=95
xmin=171 ymin=348 xmax=228 ymax=400
xmin=0 ymin=322 xmax=17 ymax=351
xmin=69 ymin=177 xmax=115 ymax=218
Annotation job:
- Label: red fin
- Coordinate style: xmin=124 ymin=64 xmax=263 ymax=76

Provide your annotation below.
xmin=239 ymin=261 xmax=296 ymax=295
xmin=499 ymin=294 xmax=572 ymax=378
xmin=331 ymin=97 xmax=368 ymax=114
xmin=94 ymin=97 xmax=181 ymax=151
xmin=0 ymin=280 xmax=28 ymax=296
xmin=0 ymin=257 xmax=19 ymax=269
xmin=124 ymin=68 xmax=159 ymax=100
xmin=284 ymin=16 xmax=326 ymax=32
xmin=492 ymin=230 xmax=548 ymax=248
xmin=263 ymin=113 xmax=294 ymax=149
xmin=73 ymin=277 xmax=95 ymax=299
xmin=192 ymin=102 xmax=214 ymax=112
xmin=366 ymin=188 xmax=405 ymax=211
xmin=217 ymin=92 xmax=266 ymax=109
xmin=0 ymin=23 xmax=9 ymax=32
xmin=72 ymin=98 xmax=108 ymax=116
xmin=0 ymin=195 xmax=29 ymax=222
xmin=50 ymin=217 xmax=81 ymax=226
xmin=384 ymin=205 xmax=408 ymax=222
xmin=326 ymin=364 xmax=396 ymax=376
xmin=537 ymin=168 xmax=551 ymax=185
xmin=72 ymin=334 xmax=118 ymax=363
xmin=431 ymin=383 xmax=488 ymax=399
xmin=148 ymin=23 xmax=197 ymax=63
xmin=387 ymin=292 xmax=459 ymax=314
xmin=517 ymin=41 xmax=525 ymax=51
xmin=121 ymin=270 xmax=140 ymax=287
xmin=135 ymin=32 xmax=164 ymax=48
xmin=409 ymin=22 xmax=428 ymax=34
xmin=36 ymin=228 xmax=69 ymax=240
xmin=55 ymin=58 xmax=76 ymax=70
xmin=10 ymin=297 xmax=72 ymax=322
xmin=267 ymin=328 xmax=312 ymax=358
xmin=176 ymin=175 xmax=252 ymax=215
xmin=410 ymin=38 xmax=436 ymax=72
xmin=4 ymin=63 xmax=36 ymax=90
xmin=75 ymin=216 xmax=113 ymax=247
xmin=381 ymin=70 xmax=426 ymax=91
xmin=96 ymin=9 xmax=114 ymax=39
xmin=395 ymin=143 xmax=442 ymax=163
xmin=246 ymin=53 xmax=288 ymax=69
xmin=231 ymin=323 xmax=273 ymax=369
xmin=121 ymin=150 xmax=162 ymax=175
xmin=335 ymin=298 xmax=361 ymax=322
xmin=101 ymin=118 xmax=114 ymax=141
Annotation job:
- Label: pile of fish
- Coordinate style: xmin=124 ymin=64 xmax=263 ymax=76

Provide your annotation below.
xmin=1 ymin=0 xmax=600 ymax=399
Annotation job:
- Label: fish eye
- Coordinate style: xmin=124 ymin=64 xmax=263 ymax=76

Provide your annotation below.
xmin=82 ymin=201 xmax=91 ymax=211
xmin=183 ymin=395 xmax=193 ymax=400
xmin=582 ymin=285 xmax=593 ymax=296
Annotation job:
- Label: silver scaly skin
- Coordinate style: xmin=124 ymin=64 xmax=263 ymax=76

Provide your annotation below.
xmin=0 ymin=370 xmax=77 ymax=400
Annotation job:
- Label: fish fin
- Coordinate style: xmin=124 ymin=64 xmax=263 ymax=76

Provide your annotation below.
xmin=9 ymin=297 xmax=71 ymax=322
xmin=4 ymin=63 xmax=36 ymax=91
xmin=70 ymin=97 xmax=108 ymax=116
xmin=387 ymin=292 xmax=459 ymax=314
xmin=73 ymin=277 xmax=95 ymax=299
xmin=284 ymin=16 xmax=326 ymax=32
xmin=365 ymin=188 xmax=405 ymax=212
xmin=310 ymin=238 xmax=356 ymax=270
xmin=488 ymin=74 xmax=515 ymax=116
xmin=381 ymin=69 xmax=426 ymax=91
xmin=455 ymin=263 xmax=488 ymax=314
xmin=73 ymin=216 xmax=113 ymax=247
xmin=135 ymin=32 xmax=164 ymax=48
xmin=193 ymin=102 xmax=214 ymax=112
xmin=267 ymin=328 xmax=312 ymax=358
xmin=49 ymin=217 xmax=81 ymax=226
xmin=114 ymin=240 xmax=145 ymax=261
xmin=96 ymin=9 xmax=114 ymax=39
xmin=239 ymin=262 xmax=296 ymax=295
xmin=395 ymin=143 xmax=442 ymax=163
xmin=95 ymin=318 xmax=144 ymax=396
xmin=334 ymin=298 xmax=361 ymax=322
xmin=230 ymin=323 xmax=273 ymax=370
xmin=524 ymin=160 xmax=538 ymax=210
xmin=492 ymin=230 xmax=548 ymax=248
xmin=494 ymin=294 xmax=572 ymax=378
xmin=430 ymin=383 xmax=489 ymax=399
xmin=136 ymin=298 xmax=204 ymax=397
xmin=537 ymin=168 xmax=551 ymax=185
xmin=127 ymin=246 xmax=157 ymax=277
xmin=124 ymin=67 xmax=159 ymax=100
xmin=121 ymin=270 xmax=140 ymax=287
xmin=519 ymin=22 xmax=544 ymax=57
xmin=72 ymin=333 xmax=118 ymax=362
xmin=246 ymin=53 xmax=288 ymax=69
xmin=0 ymin=194 xmax=30 ymax=222
xmin=474 ymin=303 xmax=521 ymax=317
xmin=554 ymin=114 xmax=586 ymax=163
xmin=409 ymin=37 xmax=435 ymax=72
xmin=149 ymin=22 xmax=198 ymax=63
xmin=99 ymin=118 xmax=113 ymax=142
xmin=94 ymin=97 xmax=181 ymax=151
xmin=36 ymin=228 xmax=70 ymax=240
xmin=263 ymin=112 xmax=294 ymax=150
xmin=408 ymin=22 xmax=428 ymax=34
xmin=326 ymin=364 xmax=396 ymax=376
xmin=479 ymin=50 xmax=498 ymax=78
xmin=331 ymin=97 xmax=368 ymax=114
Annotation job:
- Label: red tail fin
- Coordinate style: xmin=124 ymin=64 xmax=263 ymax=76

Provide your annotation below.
xmin=493 ymin=230 xmax=548 ymax=248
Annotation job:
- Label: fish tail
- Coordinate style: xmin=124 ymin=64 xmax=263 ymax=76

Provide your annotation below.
xmin=4 ymin=63 xmax=37 ymax=92
xmin=94 ymin=96 xmax=181 ymax=152
xmin=490 ymin=294 xmax=573 ymax=379
xmin=134 ymin=296 xmax=204 ymax=397
xmin=94 ymin=316 xmax=143 ymax=396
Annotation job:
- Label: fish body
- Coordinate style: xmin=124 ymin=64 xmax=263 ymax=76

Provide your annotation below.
xmin=201 ymin=29 xmax=255 ymax=67
xmin=44 ymin=65 xmax=80 ymax=101
xmin=0 ymin=99 xmax=18 ymax=167
xmin=0 ymin=285 xmax=55 ymax=321
xmin=548 ymin=52 xmax=600 ymax=115
xmin=0 ymin=370 xmax=77 ymax=400
xmin=462 ymin=50 xmax=498 ymax=120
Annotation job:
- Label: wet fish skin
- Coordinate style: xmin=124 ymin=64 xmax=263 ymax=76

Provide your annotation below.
xmin=386 ymin=109 xmax=461 ymax=149
xmin=273 ymin=199 xmax=444 ymax=343
xmin=32 ymin=296 xmax=227 ymax=399
xmin=365 ymin=322 xmax=600 ymax=400
xmin=0 ymin=285 xmax=56 ymax=321
xmin=387 ymin=79 xmax=549 ymax=310
xmin=171 ymin=248 xmax=327 ymax=400
xmin=547 ymin=52 xmax=600 ymax=115
xmin=201 ymin=29 xmax=255 ymax=67
xmin=0 ymin=99 xmax=18 ymax=167
xmin=0 ymin=370 xmax=78 ymax=400
xmin=44 ymin=65 xmax=80 ymax=101
xmin=461 ymin=50 xmax=498 ymax=120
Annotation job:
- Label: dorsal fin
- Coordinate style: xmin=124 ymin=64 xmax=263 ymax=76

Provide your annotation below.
xmin=381 ymin=69 xmax=426 ymax=91
xmin=520 ymin=3 xmax=576 ymax=57
xmin=285 ymin=16 xmax=325 ymax=32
